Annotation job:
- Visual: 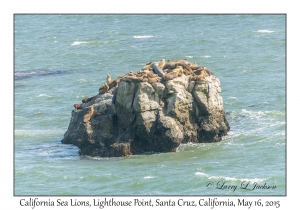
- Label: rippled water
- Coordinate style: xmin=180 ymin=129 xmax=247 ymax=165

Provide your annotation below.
xmin=14 ymin=14 xmax=286 ymax=195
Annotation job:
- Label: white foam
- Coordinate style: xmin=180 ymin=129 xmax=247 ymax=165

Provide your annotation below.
xmin=71 ymin=41 xmax=89 ymax=46
xmin=228 ymin=97 xmax=237 ymax=100
xmin=241 ymin=109 xmax=265 ymax=118
xmin=133 ymin=35 xmax=154 ymax=39
xmin=195 ymin=172 xmax=266 ymax=183
xmin=208 ymin=176 xmax=266 ymax=183
xmin=143 ymin=176 xmax=155 ymax=179
xmin=78 ymin=79 xmax=86 ymax=83
xmin=38 ymin=94 xmax=51 ymax=97
xmin=195 ymin=172 xmax=209 ymax=177
xmin=256 ymin=30 xmax=275 ymax=33
xmin=185 ymin=56 xmax=193 ymax=58
xmin=200 ymin=55 xmax=211 ymax=58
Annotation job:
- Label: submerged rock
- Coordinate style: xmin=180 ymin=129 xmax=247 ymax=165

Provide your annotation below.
xmin=62 ymin=59 xmax=230 ymax=157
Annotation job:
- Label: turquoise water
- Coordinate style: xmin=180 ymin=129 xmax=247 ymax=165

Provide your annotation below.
xmin=14 ymin=14 xmax=286 ymax=195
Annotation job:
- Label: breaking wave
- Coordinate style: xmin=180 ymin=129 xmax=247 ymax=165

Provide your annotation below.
xmin=195 ymin=172 xmax=266 ymax=183
xmin=71 ymin=41 xmax=89 ymax=46
xmin=256 ymin=30 xmax=275 ymax=33
xmin=133 ymin=35 xmax=154 ymax=39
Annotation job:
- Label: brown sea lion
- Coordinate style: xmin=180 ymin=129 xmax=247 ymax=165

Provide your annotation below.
xmin=122 ymin=75 xmax=144 ymax=83
xmin=146 ymin=71 xmax=158 ymax=78
xmin=190 ymin=70 xmax=208 ymax=81
xmin=163 ymin=71 xmax=179 ymax=81
xmin=175 ymin=63 xmax=193 ymax=72
xmin=82 ymin=96 xmax=93 ymax=103
xmin=193 ymin=68 xmax=214 ymax=76
xmin=83 ymin=105 xmax=94 ymax=123
xmin=136 ymin=71 xmax=147 ymax=77
xmin=99 ymin=83 xmax=109 ymax=94
xmin=128 ymin=71 xmax=135 ymax=76
xmin=142 ymin=76 xmax=149 ymax=83
xmin=193 ymin=69 xmax=203 ymax=75
xmin=190 ymin=62 xmax=201 ymax=70
xmin=158 ymin=59 xmax=166 ymax=69
xmin=197 ymin=71 xmax=207 ymax=81
xmin=174 ymin=66 xmax=184 ymax=76
xmin=163 ymin=61 xmax=177 ymax=70
xmin=148 ymin=76 xmax=161 ymax=84
xmin=141 ymin=62 xmax=152 ymax=70
xmin=74 ymin=103 xmax=82 ymax=110
xmin=107 ymin=76 xmax=123 ymax=89
xmin=106 ymin=74 xmax=112 ymax=84
xmin=83 ymin=105 xmax=102 ymax=122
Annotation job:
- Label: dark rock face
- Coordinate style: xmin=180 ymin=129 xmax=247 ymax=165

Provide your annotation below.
xmin=62 ymin=60 xmax=230 ymax=157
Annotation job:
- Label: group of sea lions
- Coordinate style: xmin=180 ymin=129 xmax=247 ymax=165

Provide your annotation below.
xmin=97 ymin=59 xmax=214 ymax=95
xmin=99 ymin=75 xmax=123 ymax=94
xmin=74 ymin=59 xmax=214 ymax=112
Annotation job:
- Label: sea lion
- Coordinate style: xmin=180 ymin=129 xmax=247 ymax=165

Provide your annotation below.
xmin=163 ymin=61 xmax=177 ymax=70
xmin=83 ymin=105 xmax=101 ymax=122
xmin=123 ymin=145 xmax=132 ymax=156
xmin=193 ymin=68 xmax=214 ymax=77
xmin=175 ymin=63 xmax=193 ymax=73
xmin=146 ymin=71 xmax=158 ymax=78
xmin=193 ymin=69 xmax=203 ymax=75
xmin=106 ymin=74 xmax=112 ymax=84
xmin=165 ymin=68 xmax=175 ymax=73
xmin=142 ymin=76 xmax=149 ymax=83
xmin=197 ymin=71 xmax=207 ymax=81
xmin=183 ymin=59 xmax=189 ymax=65
xmin=141 ymin=62 xmax=152 ymax=70
xmin=114 ymin=75 xmax=123 ymax=83
xmin=158 ymin=59 xmax=165 ymax=69
xmin=82 ymin=96 xmax=93 ymax=103
xmin=99 ymin=83 xmax=109 ymax=94
xmin=190 ymin=63 xmax=201 ymax=70
xmin=148 ymin=76 xmax=161 ymax=84
xmin=122 ymin=75 xmax=144 ymax=83
xmin=83 ymin=105 xmax=94 ymax=123
xmin=74 ymin=103 xmax=82 ymax=110
xmin=163 ymin=71 xmax=179 ymax=81
xmin=128 ymin=71 xmax=135 ymax=76
xmin=107 ymin=76 xmax=123 ymax=89
xmin=184 ymin=69 xmax=194 ymax=75
xmin=174 ymin=66 xmax=184 ymax=76
xmin=152 ymin=62 xmax=165 ymax=77
xmin=190 ymin=70 xmax=208 ymax=81
xmin=136 ymin=71 xmax=147 ymax=77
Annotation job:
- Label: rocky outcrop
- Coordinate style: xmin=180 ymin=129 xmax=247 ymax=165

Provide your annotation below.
xmin=62 ymin=59 xmax=230 ymax=157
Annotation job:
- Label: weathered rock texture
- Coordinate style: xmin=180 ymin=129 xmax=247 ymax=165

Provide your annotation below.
xmin=62 ymin=59 xmax=230 ymax=157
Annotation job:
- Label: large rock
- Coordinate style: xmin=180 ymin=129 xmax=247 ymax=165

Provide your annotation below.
xmin=62 ymin=60 xmax=230 ymax=157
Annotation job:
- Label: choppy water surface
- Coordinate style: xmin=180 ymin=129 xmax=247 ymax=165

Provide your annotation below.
xmin=14 ymin=14 xmax=285 ymax=195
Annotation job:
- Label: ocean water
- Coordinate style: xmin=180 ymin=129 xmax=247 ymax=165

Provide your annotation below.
xmin=14 ymin=14 xmax=286 ymax=196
